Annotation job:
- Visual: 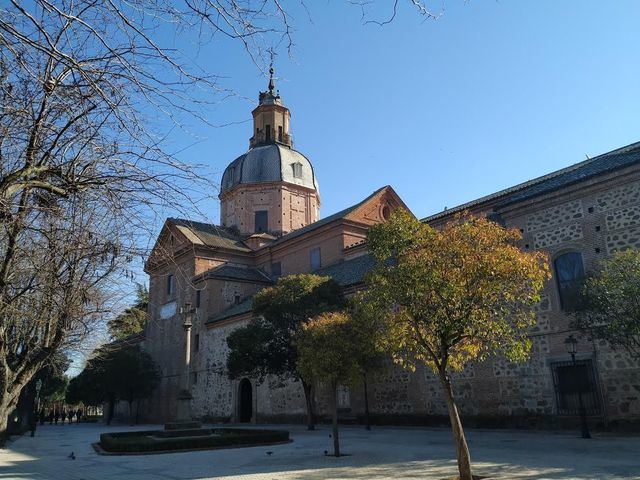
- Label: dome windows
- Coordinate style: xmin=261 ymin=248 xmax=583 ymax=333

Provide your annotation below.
xmin=292 ymin=162 xmax=303 ymax=179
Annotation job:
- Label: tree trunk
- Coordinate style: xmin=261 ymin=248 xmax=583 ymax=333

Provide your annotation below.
xmin=331 ymin=380 xmax=340 ymax=457
xmin=0 ymin=387 xmax=22 ymax=444
xmin=363 ymin=373 xmax=371 ymax=431
xmin=0 ymin=402 xmax=12 ymax=446
xmin=439 ymin=371 xmax=473 ymax=480
xmin=302 ymin=380 xmax=316 ymax=430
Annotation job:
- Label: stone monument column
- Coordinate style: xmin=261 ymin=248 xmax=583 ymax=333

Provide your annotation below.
xmin=175 ymin=303 xmax=195 ymax=423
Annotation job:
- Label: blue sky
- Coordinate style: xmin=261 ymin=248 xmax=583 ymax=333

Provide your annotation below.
xmin=70 ymin=0 xmax=640 ymax=370
xmin=163 ymin=0 xmax=640 ymax=225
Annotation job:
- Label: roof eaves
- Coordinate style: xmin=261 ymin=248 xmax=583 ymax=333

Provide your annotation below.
xmin=421 ymin=141 xmax=640 ymax=223
xmin=269 ymin=186 xmax=388 ymax=247
xmin=206 ymin=297 xmax=254 ymax=325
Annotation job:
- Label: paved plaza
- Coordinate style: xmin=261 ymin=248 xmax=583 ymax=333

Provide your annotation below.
xmin=1 ymin=423 xmax=639 ymax=480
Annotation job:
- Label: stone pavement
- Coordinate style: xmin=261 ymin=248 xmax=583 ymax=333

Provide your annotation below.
xmin=1 ymin=422 xmax=639 ymax=479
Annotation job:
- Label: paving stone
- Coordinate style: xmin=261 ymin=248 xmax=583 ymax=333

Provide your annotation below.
xmin=1 ymin=423 xmax=639 ymax=479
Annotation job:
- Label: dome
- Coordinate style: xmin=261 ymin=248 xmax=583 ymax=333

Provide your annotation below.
xmin=220 ymin=144 xmax=319 ymax=195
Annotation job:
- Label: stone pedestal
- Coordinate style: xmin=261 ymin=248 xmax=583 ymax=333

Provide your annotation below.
xmin=176 ymin=389 xmax=194 ymax=421
xmin=165 ymin=389 xmax=201 ymax=431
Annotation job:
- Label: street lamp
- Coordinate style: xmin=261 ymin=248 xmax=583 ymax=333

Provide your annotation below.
xmin=564 ymin=335 xmax=591 ymax=439
xmin=181 ymin=302 xmax=194 ymax=331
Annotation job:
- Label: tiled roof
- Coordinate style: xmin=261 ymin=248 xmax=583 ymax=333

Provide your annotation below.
xmin=204 ymin=264 xmax=273 ymax=284
xmin=206 ymin=297 xmax=253 ymax=325
xmin=269 ymin=186 xmax=388 ymax=247
xmin=315 ymin=253 xmax=377 ymax=287
xmin=169 ymin=218 xmax=251 ymax=252
xmin=221 ymin=144 xmax=319 ymax=195
xmin=205 ymin=253 xmax=381 ymax=324
xmin=422 ymin=141 xmax=640 ymax=222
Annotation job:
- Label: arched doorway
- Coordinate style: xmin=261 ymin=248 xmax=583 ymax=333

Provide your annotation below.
xmin=238 ymin=378 xmax=252 ymax=423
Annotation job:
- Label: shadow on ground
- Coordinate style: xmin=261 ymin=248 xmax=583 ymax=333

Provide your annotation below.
xmin=1 ymin=423 xmax=639 ymax=479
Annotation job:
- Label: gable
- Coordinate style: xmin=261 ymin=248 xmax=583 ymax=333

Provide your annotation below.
xmin=344 ymin=185 xmax=412 ymax=226
xmin=145 ymin=221 xmax=191 ymax=271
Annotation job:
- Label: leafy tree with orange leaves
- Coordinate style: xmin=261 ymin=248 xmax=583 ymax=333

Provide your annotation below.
xmin=365 ymin=209 xmax=550 ymax=480
xmin=296 ymin=311 xmax=362 ymax=457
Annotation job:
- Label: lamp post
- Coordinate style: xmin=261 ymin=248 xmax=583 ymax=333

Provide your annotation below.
xmin=30 ymin=379 xmax=43 ymax=436
xmin=175 ymin=302 xmax=196 ymax=423
xmin=564 ymin=335 xmax=591 ymax=439
xmin=35 ymin=379 xmax=42 ymax=412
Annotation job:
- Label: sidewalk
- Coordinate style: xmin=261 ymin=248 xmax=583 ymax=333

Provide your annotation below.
xmin=1 ymin=422 xmax=639 ymax=479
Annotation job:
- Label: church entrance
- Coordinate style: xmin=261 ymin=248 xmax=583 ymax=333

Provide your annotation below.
xmin=238 ymin=378 xmax=253 ymax=423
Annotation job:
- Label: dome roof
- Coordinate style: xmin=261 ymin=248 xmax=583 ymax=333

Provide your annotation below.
xmin=220 ymin=144 xmax=319 ymax=195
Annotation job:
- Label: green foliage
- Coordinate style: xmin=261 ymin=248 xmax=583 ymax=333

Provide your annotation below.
xmin=295 ymin=294 xmax=388 ymax=386
xmin=66 ymin=343 xmax=160 ymax=407
xmin=365 ymin=208 xmax=550 ymax=479
xmin=348 ymin=294 xmax=389 ymax=378
xmin=36 ymin=353 xmax=70 ymax=404
xmin=571 ymin=249 xmax=640 ymax=358
xmin=296 ymin=312 xmax=362 ymax=387
xmin=366 ymin=209 xmax=550 ymax=373
xmin=226 ymin=274 xmax=344 ymax=381
xmin=107 ymin=284 xmax=149 ymax=340
xmin=66 ymin=366 xmax=104 ymax=406
xmin=99 ymin=428 xmax=289 ymax=453
xmin=296 ymin=309 xmax=382 ymax=456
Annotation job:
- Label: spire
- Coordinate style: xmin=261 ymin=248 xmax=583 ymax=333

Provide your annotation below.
xmin=258 ymin=56 xmax=281 ymax=105
xmin=259 ymin=68 xmax=280 ymax=105
xmin=252 ymin=60 xmax=290 ymax=148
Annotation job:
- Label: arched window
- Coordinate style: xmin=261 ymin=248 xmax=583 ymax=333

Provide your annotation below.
xmin=554 ymin=252 xmax=585 ymax=311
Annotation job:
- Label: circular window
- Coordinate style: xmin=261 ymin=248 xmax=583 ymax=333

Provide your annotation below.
xmin=382 ymin=205 xmax=391 ymax=220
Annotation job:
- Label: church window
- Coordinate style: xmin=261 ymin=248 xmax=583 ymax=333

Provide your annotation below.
xmin=195 ymin=289 xmax=201 ymax=308
xmin=194 ymin=334 xmax=200 ymax=352
xmin=310 ymin=247 xmax=321 ymax=271
xmin=265 ymin=124 xmax=271 ymax=142
xmin=554 ymin=252 xmax=585 ymax=311
xmin=271 ymin=261 xmax=282 ymax=277
xmin=255 ymin=210 xmax=268 ymax=233
xmin=278 ymin=125 xmax=283 ymax=142
xmin=292 ymin=162 xmax=303 ymax=178
xmin=235 ymin=294 xmax=241 ymax=305
xmin=166 ymin=274 xmax=174 ymax=296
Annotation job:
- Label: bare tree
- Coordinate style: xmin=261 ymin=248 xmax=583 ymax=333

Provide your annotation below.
xmin=0 ymin=0 xmax=302 ymax=439
xmin=0 ymin=0 xmax=441 ymax=439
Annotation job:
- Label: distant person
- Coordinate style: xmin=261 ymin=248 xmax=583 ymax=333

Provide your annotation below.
xmin=61 ymin=410 xmax=67 ymax=425
xmin=39 ymin=408 xmax=45 ymax=425
xmin=76 ymin=408 xmax=82 ymax=423
xmin=54 ymin=411 xmax=59 ymax=425
xmin=48 ymin=410 xmax=54 ymax=425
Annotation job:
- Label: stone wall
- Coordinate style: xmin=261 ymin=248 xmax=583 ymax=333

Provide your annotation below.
xmin=190 ymin=321 xmax=242 ymax=421
xmin=143 ymin=168 xmax=640 ymax=427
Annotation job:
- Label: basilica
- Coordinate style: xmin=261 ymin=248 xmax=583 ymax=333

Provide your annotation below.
xmin=139 ymin=71 xmax=640 ymax=428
